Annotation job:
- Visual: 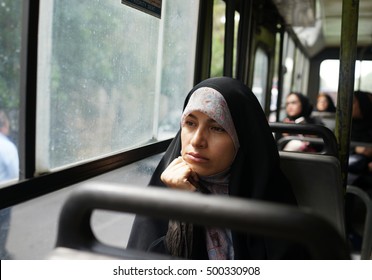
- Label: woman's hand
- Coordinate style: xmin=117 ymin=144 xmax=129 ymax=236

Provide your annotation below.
xmin=160 ymin=156 xmax=199 ymax=191
xmin=355 ymin=146 xmax=372 ymax=158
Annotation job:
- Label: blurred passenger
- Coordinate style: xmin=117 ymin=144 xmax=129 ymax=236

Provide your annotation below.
xmin=0 ymin=110 xmax=18 ymax=181
xmin=348 ymin=90 xmax=372 ymax=190
xmin=316 ymin=93 xmax=336 ymax=113
xmin=284 ymin=92 xmax=322 ymax=125
xmin=282 ymin=92 xmax=323 ymax=152
xmin=346 ymin=91 xmax=372 ymax=250
xmin=0 ymin=109 xmax=19 ymax=259
xmin=312 ymin=93 xmax=337 ymax=131
xmin=128 ymin=77 xmax=307 ymax=259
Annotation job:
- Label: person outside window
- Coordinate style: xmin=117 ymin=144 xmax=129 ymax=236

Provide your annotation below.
xmin=0 ymin=109 xmax=19 ymax=259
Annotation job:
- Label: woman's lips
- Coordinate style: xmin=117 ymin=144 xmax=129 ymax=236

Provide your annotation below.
xmin=185 ymin=152 xmax=209 ymax=163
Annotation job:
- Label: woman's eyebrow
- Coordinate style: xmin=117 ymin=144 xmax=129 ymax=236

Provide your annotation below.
xmin=207 ymin=118 xmax=219 ymax=124
xmin=187 ymin=113 xmax=219 ymax=124
xmin=187 ymin=113 xmax=197 ymax=120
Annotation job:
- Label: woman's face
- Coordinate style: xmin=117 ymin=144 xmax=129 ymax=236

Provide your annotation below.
xmin=285 ymin=94 xmax=302 ymax=117
xmin=316 ymin=95 xmax=328 ymax=112
xmin=181 ymin=111 xmax=236 ymax=176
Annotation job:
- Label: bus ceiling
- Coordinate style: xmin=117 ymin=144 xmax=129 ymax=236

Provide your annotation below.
xmin=271 ymin=0 xmax=372 ymax=57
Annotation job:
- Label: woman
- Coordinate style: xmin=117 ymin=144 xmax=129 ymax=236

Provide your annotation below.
xmin=282 ymin=92 xmax=323 ymax=152
xmin=316 ymin=93 xmax=336 ymax=113
xmin=284 ymin=92 xmax=321 ymax=125
xmin=348 ymin=90 xmax=372 ymax=188
xmin=128 ymin=77 xmax=304 ymax=259
xmin=346 ymin=91 xmax=372 ymax=250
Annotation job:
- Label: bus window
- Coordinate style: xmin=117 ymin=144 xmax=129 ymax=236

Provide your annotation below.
xmin=252 ymin=47 xmax=269 ymax=108
xmin=36 ymin=0 xmax=199 ymax=173
xmin=282 ymin=33 xmax=295 ymax=100
xmin=320 ymin=59 xmax=372 ymax=100
xmin=211 ymin=0 xmax=226 ymax=77
xmin=319 ymin=59 xmax=339 ymax=99
xmin=277 ymin=33 xmax=295 ymax=121
xmin=355 ymin=60 xmax=372 ymax=91
xmin=232 ymin=11 xmax=240 ymax=78
xmin=211 ymin=0 xmax=240 ymax=78
xmin=269 ymin=30 xmax=282 ymax=122
xmin=292 ymin=49 xmax=309 ymax=95
xmin=0 ymin=0 xmax=22 ymax=187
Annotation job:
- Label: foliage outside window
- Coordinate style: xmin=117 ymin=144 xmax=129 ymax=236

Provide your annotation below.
xmin=211 ymin=0 xmax=225 ymax=77
xmin=252 ymin=47 xmax=268 ymax=108
xmin=0 ymin=0 xmax=22 ymax=149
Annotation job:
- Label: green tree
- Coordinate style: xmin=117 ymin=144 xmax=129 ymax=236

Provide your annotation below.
xmin=210 ymin=0 xmax=225 ymax=77
xmin=0 ymin=0 xmax=22 ymax=109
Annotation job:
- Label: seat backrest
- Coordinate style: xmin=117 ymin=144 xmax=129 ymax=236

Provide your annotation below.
xmin=279 ymin=151 xmax=346 ymax=239
xmin=311 ymin=111 xmax=336 ymax=131
xmin=270 ymin=122 xmax=338 ymax=156
xmin=51 ymin=182 xmax=350 ymax=259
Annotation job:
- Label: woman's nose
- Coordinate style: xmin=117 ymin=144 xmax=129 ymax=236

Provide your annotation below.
xmin=191 ymin=128 xmax=207 ymax=148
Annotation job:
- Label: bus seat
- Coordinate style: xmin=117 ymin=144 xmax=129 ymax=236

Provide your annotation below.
xmin=346 ymin=185 xmax=372 ymax=260
xmin=49 ymin=182 xmax=350 ymax=259
xmin=277 ymin=136 xmax=326 ymax=153
xmin=48 ymin=245 xmax=173 ymax=260
xmin=311 ymin=111 xmax=336 ymax=131
xmin=347 ymin=142 xmax=372 ymax=259
xmin=279 ymin=151 xmax=346 ymax=239
xmin=270 ymin=122 xmax=338 ymax=156
xmin=350 ymin=141 xmax=372 ymax=149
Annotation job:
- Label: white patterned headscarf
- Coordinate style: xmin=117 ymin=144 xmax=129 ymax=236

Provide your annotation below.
xmin=181 ymin=87 xmax=240 ymax=151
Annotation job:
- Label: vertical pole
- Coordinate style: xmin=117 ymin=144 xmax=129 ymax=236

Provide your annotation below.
xmin=335 ymin=0 xmax=359 ymax=188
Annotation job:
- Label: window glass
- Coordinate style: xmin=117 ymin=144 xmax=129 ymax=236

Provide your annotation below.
xmin=252 ymin=47 xmax=268 ymax=108
xmin=157 ymin=1 xmax=199 ymax=140
xmin=6 ymin=153 xmax=162 ymax=259
xmin=232 ymin=11 xmax=240 ymax=78
xmin=301 ymin=57 xmax=310 ymax=96
xmin=319 ymin=59 xmax=372 ymax=104
xmin=37 ymin=0 xmax=199 ymax=172
xmin=292 ymin=49 xmax=309 ymax=95
xmin=211 ymin=0 xmax=225 ymax=77
xmin=268 ymin=31 xmax=281 ymax=122
xmin=211 ymin=1 xmax=239 ymax=78
xmin=278 ymin=33 xmax=295 ymax=121
xmin=292 ymin=49 xmax=304 ymax=92
xmin=0 ymin=0 xmax=22 ymax=186
xmin=355 ymin=60 xmax=372 ymax=92
xmin=319 ymin=60 xmax=338 ymax=92
xmin=282 ymin=34 xmax=295 ymax=99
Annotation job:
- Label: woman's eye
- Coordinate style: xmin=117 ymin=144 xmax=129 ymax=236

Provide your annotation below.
xmin=211 ymin=126 xmax=225 ymax=133
xmin=185 ymin=120 xmax=196 ymax=127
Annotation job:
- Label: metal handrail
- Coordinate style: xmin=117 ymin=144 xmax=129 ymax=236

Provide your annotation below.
xmin=56 ymin=182 xmax=350 ymax=259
